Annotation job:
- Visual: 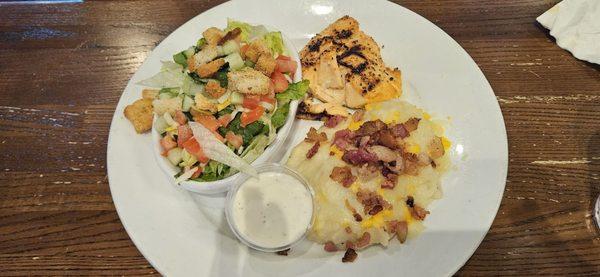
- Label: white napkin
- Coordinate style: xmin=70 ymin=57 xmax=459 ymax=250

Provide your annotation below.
xmin=537 ymin=0 xmax=600 ymax=65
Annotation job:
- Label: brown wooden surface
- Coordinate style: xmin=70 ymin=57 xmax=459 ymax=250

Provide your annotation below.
xmin=0 ymin=0 xmax=599 ymax=275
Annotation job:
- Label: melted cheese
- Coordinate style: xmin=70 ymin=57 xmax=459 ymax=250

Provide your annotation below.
xmin=407 ymin=144 xmax=421 ymax=154
xmin=361 ymin=209 xmax=393 ymax=229
xmin=329 ymin=145 xmax=344 ymax=158
xmin=216 ymin=98 xmax=231 ymax=111
xmin=347 ymin=120 xmax=364 ymax=131
xmin=441 ymin=136 xmax=451 ymax=151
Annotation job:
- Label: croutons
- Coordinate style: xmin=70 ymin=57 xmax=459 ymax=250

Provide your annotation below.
xmin=142 ymin=89 xmax=159 ymax=100
xmin=194 ymin=93 xmax=217 ymax=113
xmin=152 ymin=97 xmax=182 ymax=116
xmin=196 ymin=58 xmax=225 ymax=78
xmin=203 ymin=27 xmax=225 ymax=45
xmin=205 ymin=80 xmax=226 ymax=98
xmin=227 ymin=68 xmax=272 ymax=95
xmin=188 ymin=45 xmax=219 ymax=72
xmin=254 ymin=54 xmax=276 ymax=76
xmin=124 ymin=99 xmax=153 ymax=133
xmin=244 ymin=38 xmax=270 ymax=63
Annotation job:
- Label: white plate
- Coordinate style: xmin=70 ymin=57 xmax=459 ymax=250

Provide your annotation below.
xmin=107 ymin=0 xmax=508 ymax=276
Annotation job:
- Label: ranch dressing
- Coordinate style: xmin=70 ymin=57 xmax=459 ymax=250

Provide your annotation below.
xmin=231 ymin=171 xmax=313 ymax=249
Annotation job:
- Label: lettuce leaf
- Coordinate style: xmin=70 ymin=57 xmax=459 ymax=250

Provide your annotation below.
xmin=275 ymin=80 xmax=309 ymax=104
xmin=264 ymin=31 xmax=285 ymax=55
xmin=225 ymin=19 xmax=253 ymax=42
xmin=189 ymin=122 xmax=257 ymax=178
xmin=271 ymin=101 xmax=290 ymax=130
xmin=241 ymin=134 xmax=269 ymax=163
xmin=137 ymin=61 xmax=185 ymax=88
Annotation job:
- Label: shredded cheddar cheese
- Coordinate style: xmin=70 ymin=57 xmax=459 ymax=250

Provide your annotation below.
xmin=216 ymin=98 xmax=231 ymax=111
xmin=407 ymin=144 xmax=421 ymax=154
xmin=348 ymin=120 xmax=364 ymax=131
xmin=441 ymin=136 xmax=451 ymax=150
xmin=329 ymin=145 xmax=344 ymax=158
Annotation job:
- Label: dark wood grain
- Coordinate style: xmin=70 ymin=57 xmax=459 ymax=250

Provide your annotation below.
xmin=0 ymin=0 xmax=598 ymax=275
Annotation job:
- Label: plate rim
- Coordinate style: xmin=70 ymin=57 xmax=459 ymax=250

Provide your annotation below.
xmin=107 ymin=0 xmax=509 ymax=275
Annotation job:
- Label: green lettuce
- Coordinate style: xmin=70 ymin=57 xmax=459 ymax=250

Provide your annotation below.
xmin=271 ymin=101 xmax=290 ymax=130
xmin=276 ymin=80 xmax=309 ymax=104
xmin=264 ymin=31 xmax=285 ymax=55
xmin=225 ymin=19 xmax=253 ymax=42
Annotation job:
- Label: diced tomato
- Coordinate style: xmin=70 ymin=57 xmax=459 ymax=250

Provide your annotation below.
xmin=160 ymin=136 xmax=177 ymax=152
xmin=242 ymin=95 xmax=261 ymax=109
xmin=177 ymin=125 xmax=193 ymax=147
xmin=271 ymin=71 xmax=289 ymax=93
xmin=225 ymin=131 xmax=243 ymax=149
xmin=275 ymin=55 xmax=297 ymax=74
xmin=194 ymin=115 xmax=221 ymax=132
xmin=241 ymin=106 xmax=265 ymax=127
xmin=173 ymin=110 xmax=188 ymax=125
xmin=191 ymin=167 xmax=203 ymax=179
xmin=182 ymin=138 xmax=209 ymax=163
xmin=217 ymin=114 xmax=233 ymax=127
xmin=260 ymin=95 xmax=276 ymax=105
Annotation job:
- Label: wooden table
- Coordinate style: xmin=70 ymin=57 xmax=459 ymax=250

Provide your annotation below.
xmin=1 ymin=0 xmax=598 ymax=275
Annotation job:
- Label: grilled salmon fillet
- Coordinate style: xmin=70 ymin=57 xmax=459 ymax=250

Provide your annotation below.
xmin=300 ymin=16 xmax=402 ymax=109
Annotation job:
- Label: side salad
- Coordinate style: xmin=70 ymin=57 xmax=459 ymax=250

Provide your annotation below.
xmin=133 ymin=19 xmax=308 ymax=183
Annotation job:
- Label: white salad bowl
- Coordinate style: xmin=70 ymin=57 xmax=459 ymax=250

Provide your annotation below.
xmin=151 ymin=27 xmax=302 ymax=195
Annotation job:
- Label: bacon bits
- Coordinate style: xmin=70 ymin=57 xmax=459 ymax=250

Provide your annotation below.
xmin=306 ymin=141 xmax=320 ymax=159
xmin=428 ymin=136 xmax=445 ymax=159
xmin=342 ymin=248 xmax=358 ymax=263
xmin=376 ymin=129 xmax=399 ymax=149
xmin=305 ymin=127 xmax=328 ymax=143
xmin=330 ymin=166 xmax=356 ymax=187
xmin=342 ymin=149 xmax=378 ymax=165
xmin=357 ymin=190 xmax=391 ymax=216
xmin=345 ymin=199 xmax=363 ymax=222
xmin=324 ymin=115 xmax=346 ymax=128
xmin=403 ymin=117 xmax=420 ymax=132
xmin=410 ymin=204 xmax=430 ymax=220
xmin=333 ymin=129 xmax=355 ymax=150
xmin=355 ymin=120 xmax=386 ymax=136
xmin=389 ymin=123 xmax=409 ymax=138
xmin=355 ymin=232 xmax=371 ymax=248
xmin=324 ymin=241 xmax=338 ymax=252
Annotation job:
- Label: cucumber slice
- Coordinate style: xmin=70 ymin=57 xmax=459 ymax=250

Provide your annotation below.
xmin=163 ymin=112 xmax=178 ymax=127
xmin=173 ymin=51 xmax=187 ymax=67
xmin=224 ymin=53 xmax=244 ymax=71
xmin=184 ymin=46 xmax=195 ymax=58
xmin=154 ymin=116 xmax=169 ymax=134
xmin=182 ymin=95 xmax=194 ymax=112
xmin=167 ymin=148 xmax=183 ymax=166
xmin=179 ymin=149 xmax=198 ymax=167
xmin=222 ymin=40 xmax=239 ymax=55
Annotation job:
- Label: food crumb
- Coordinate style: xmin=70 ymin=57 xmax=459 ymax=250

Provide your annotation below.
xmin=276 ymin=248 xmax=290 ymax=256
xmin=342 ymin=248 xmax=357 ymax=262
